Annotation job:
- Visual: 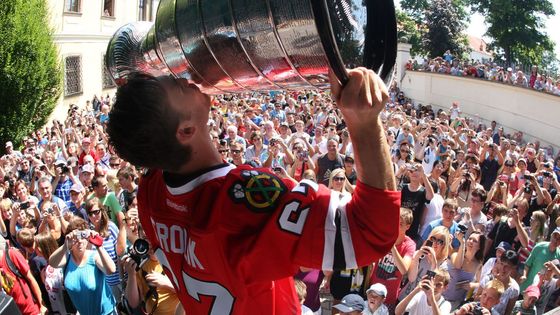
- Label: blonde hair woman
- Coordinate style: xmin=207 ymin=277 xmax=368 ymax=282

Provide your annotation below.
xmin=398 ymin=226 xmax=451 ymax=301
xmin=327 ymin=168 xmax=354 ymax=196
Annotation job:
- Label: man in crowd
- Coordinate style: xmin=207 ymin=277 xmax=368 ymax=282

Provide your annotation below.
xmin=106 ymin=69 xmax=399 ymax=314
xmin=90 ymin=175 xmax=125 ymax=227
xmin=316 ymin=138 xmax=345 ymax=186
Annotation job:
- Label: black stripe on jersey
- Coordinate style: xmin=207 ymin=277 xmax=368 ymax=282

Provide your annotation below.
xmin=333 ymin=210 xmax=346 ymax=271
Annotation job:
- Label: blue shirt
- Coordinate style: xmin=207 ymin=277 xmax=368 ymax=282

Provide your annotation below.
xmin=55 ymin=177 xmax=73 ymax=205
xmin=65 ymin=251 xmax=116 ymax=315
xmin=421 ymin=219 xmax=460 ymax=249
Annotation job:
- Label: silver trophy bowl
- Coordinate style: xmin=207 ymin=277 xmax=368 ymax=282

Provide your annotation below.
xmin=105 ymin=0 xmax=397 ymax=94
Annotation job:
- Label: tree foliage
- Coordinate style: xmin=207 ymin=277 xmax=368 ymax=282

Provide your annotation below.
xmin=469 ymin=0 xmax=555 ymax=66
xmin=399 ymin=0 xmax=469 ymax=58
xmin=423 ymin=0 xmax=469 ymax=58
xmin=396 ymin=10 xmax=425 ymax=57
xmin=0 ymin=0 xmax=61 ymax=154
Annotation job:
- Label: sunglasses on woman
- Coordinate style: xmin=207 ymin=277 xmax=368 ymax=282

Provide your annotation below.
xmin=333 ymin=176 xmax=345 ymax=182
xmin=88 ymin=209 xmax=101 ymax=217
xmin=429 ymin=236 xmax=445 ymax=246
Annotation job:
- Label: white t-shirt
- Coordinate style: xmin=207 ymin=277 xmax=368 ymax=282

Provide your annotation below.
xmin=405 ymin=291 xmax=452 ymax=315
xmin=422 ymin=146 xmax=437 ymax=175
xmin=421 ymin=193 xmax=444 ymax=236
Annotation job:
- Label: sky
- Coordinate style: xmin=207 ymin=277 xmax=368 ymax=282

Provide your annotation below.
xmin=466 ymin=1 xmax=560 ymax=59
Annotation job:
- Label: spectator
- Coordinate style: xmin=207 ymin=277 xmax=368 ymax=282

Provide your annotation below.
xmin=399 ymin=226 xmax=451 ymax=301
xmin=478 ymin=250 xmax=520 ymax=315
xmin=293 ymin=279 xmax=314 ymax=315
xmin=116 ymin=166 xmax=137 ymax=212
xmin=512 ymin=285 xmax=540 ymax=315
xmin=332 ymin=293 xmax=365 ymax=314
xmin=457 ymin=279 xmax=504 ymax=315
xmin=395 ymin=268 xmax=452 ymax=315
xmin=520 ymin=227 xmax=560 ymax=292
xmin=0 ymin=235 xmax=46 ymax=314
xmin=244 ymin=131 xmax=269 ymax=166
xmin=363 ymin=283 xmax=389 ymax=315
xmin=89 ymin=175 xmax=124 ymax=228
xmin=444 ymin=231 xmax=486 ymax=309
xmin=367 ymin=208 xmax=415 ymax=311
xmin=401 ymin=164 xmax=434 ymax=243
xmin=481 ymin=241 xmax=511 ymax=281
xmin=533 ymin=259 xmax=560 ymax=315
xmin=316 ymin=138 xmax=345 ymax=186
xmin=86 ymin=197 xmax=125 ymax=301
xmin=456 ymin=187 xmax=488 ymax=235
xmin=422 ymin=199 xmax=461 ymax=249
xmin=49 ymin=218 xmax=117 ymax=315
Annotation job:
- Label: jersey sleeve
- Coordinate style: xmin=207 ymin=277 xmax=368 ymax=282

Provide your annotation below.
xmin=235 ymin=177 xmax=400 ymax=283
xmin=137 ymin=171 xmax=160 ymax=250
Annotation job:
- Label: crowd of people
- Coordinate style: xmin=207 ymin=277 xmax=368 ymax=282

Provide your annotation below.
xmin=406 ymin=51 xmax=560 ymax=96
xmin=1 ymin=81 xmax=560 ymax=315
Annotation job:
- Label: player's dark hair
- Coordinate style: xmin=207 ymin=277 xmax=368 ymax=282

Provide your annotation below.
xmin=107 ymin=73 xmax=190 ymax=172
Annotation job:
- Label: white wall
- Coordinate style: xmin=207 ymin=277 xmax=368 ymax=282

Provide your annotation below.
xmin=46 ymin=0 xmax=159 ymax=120
xmin=400 ymin=71 xmax=560 ymax=150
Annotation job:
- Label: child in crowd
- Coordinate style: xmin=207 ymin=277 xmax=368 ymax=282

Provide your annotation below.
xmin=512 ymin=285 xmax=540 ymax=315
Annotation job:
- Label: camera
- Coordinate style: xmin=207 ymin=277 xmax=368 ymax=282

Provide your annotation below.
xmin=543 ymin=171 xmax=552 ymax=178
xmin=471 ymin=305 xmax=486 ymax=315
xmin=426 ymin=270 xmax=436 ymax=279
xmin=75 ymin=230 xmax=90 ymax=240
xmin=273 ymin=167 xmax=283 ymax=173
xmin=20 ymin=201 xmax=30 ymax=210
xmin=523 ymin=174 xmax=532 ymax=180
xmin=457 ymin=223 xmax=468 ymax=234
xmin=297 ymin=151 xmax=308 ymax=159
xmin=46 ymin=207 xmax=55 ymax=215
xmin=128 ymin=239 xmax=150 ymax=270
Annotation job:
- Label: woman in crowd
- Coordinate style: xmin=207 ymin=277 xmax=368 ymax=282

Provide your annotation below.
xmin=398 ymin=226 xmax=451 ymax=301
xmin=35 ymin=232 xmax=76 ymax=314
xmin=327 ymin=168 xmax=354 ymax=197
xmin=244 ymin=131 xmax=268 ymax=166
xmin=86 ymin=197 xmax=126 ymax=302
xmin=444 ymin=231 xmax=486 ymax=309
xmin=49 ymin=218 xmax=117 ymax=315
xmin=450 ymin=164 xmax=484 ymax=208
xmin=515 ymin=209 xmax=547 ymax=270
xmin=37 ymin=201 xmax=67 ymax=245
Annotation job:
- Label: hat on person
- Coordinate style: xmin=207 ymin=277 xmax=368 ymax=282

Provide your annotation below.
xmin=551 ymin=259 xmax=560 ymax=268
xmin=344 ymin=155 xmax=355 ymax=163
xmin=82 ymin=137 xmax=91 ymax=144
xmin=81 ymin=164 xmax=94 ymax=174
xmin=280 ymin=122 xmax=289 ymax=127
xmin=333 ymin=294 xmax=365 ymax=313
xmin=366 ymin=283 xmax=387 ymax=298
xmin=70 ymin=183 xmax=84 ymax=193
xmin=54 ymin=159 xmax=66 ymax=166
xmin=517 ymin=158 xmax=527 ymax=165
xmin=552 ymin=227 xmax=560 ymax=236
xmin=525 ymin=285 xmax=540 ymax=299
xmin=507 ymin=67 xmax=513 ymax=72
xmin=5 ymin=141 xmax=13 ymax=148
xmin=501 ymin=250 xmax=519 ymax=266
xmin=496 ymin=241 xmax=511 ymax=252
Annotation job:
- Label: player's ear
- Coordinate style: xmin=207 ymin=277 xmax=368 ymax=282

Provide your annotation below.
xmin=176 ymin=120 xmax=195 ymax=145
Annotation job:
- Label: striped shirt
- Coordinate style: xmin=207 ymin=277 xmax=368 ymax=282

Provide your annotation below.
xmin=103 ymin=221 xmax=121 ymax=286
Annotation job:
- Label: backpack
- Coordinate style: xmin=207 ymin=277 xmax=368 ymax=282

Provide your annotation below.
xmin=3 ymin=243 xmax=33 ymax=302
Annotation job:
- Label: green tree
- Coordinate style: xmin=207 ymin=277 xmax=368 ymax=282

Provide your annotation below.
xmin=0 ymin=0 xmax=61 ymax=154
xmin=469 ymin=0 xmax=555 ymax=66
xmin=423 ymin=0 xmax=469 ymax=58
xmin=396 ymin=10 xmax=425 ymax=57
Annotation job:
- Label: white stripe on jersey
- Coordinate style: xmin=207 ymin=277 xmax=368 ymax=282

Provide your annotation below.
xmin=166 ymin=164 xmax=236 ymax=195
xmin=338 ymin=196 xmax=357 ymax=269
xmin=322 ymin=190 xmax=340 ymax=271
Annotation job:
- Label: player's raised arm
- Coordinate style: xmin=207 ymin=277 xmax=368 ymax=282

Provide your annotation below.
xmin=330 ymin=68 xmax=395 ymax=191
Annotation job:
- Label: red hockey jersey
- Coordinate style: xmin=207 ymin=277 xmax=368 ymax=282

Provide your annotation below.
xmin=137 ymin=164 xmax=400 ymax=314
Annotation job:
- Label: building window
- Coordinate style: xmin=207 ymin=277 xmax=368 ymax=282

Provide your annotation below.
xmin=103 ymin=0 xmax=115 ymax=17
xmin=138 ymin=0 xmax=154 ymax=21
xmin=102 ymin=55 xmax=116 ymax=89
xmin=65 ymin=0 xmax=81 ymax=13
xmin=64 ymin=56 xmax=82 ymax=96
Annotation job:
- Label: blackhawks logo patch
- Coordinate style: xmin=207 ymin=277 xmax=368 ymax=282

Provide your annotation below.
xmin=229 ymin=170 xmax=286 ymax=213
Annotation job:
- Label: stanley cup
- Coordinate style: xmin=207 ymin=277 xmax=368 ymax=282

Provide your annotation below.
xmin=105 ymin=0 xmax=397 ymax=94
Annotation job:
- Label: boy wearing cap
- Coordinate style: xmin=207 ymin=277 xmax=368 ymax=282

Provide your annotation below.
xmin=364 ymin=283 xmax=389 ymax=315
xmin=511 ymin=285 xmax=539 ymax=315
xmin=533 ymin=259 xmax=560 ymax=315
xmin=333 ymin=293 xmax=365 ymax=315
xmin=481 ymin=241 xmax=511 ymax=280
